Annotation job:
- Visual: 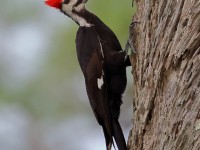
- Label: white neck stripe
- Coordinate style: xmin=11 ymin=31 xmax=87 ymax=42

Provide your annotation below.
xmin=62 ymin=4 xmax=93 ymax=27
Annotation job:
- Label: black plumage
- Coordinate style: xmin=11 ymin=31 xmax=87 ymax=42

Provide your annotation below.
xmin=75 ymin=10 xmax=130 ymax=150
xmin=54 ymin=1 xmax=131 ymax=149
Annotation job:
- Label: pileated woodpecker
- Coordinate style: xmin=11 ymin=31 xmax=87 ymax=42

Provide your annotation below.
xmin=45 ymin=0 xmax=131 ymax=149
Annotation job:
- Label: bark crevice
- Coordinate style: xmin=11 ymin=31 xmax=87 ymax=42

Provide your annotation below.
xmin=128 ymin=1 xmax=200 ymax=149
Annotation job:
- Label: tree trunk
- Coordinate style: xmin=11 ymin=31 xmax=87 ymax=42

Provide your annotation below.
xmin=127 ymin=0 xmax=200 ymax=150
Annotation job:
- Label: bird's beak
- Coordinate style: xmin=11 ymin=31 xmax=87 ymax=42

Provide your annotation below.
xmin=44 ymin=0 xmax=62 ymax=9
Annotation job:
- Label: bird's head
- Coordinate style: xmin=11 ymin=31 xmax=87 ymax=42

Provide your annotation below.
xmin=45 ymin=0 xmax=92 ymax=27
xmin=45 ymin=0 xmax=88 ymax=13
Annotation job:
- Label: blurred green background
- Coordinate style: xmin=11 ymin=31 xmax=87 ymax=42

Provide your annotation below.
xmin=0 ymin=0 xmax=135 ymax=150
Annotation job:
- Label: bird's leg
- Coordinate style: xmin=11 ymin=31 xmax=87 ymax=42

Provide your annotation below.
xmin=124 ymin=21 xmax=138 ymax=55
xmin=103 ymin=22 xmax=139 ymax=67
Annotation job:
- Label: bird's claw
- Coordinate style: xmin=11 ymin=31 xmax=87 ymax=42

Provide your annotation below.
xmin=124 ymin=21 xmax=138 ymax=54
xmin=124 ymin=40 xmax=137 ymax=55
xmin=129 ymin=21 xmax=138 ymax=27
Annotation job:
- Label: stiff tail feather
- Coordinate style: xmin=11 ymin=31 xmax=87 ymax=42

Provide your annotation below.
xmin=102 ymin=120 xmax=127 ymax=150
xmin=102 ymin=124 xmax=113 ymax=150
xmin=113 ymin=120 xmax=127 ymax=150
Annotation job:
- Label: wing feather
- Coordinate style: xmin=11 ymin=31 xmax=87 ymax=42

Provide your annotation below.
xmin=76 ymin=27 xmax=112 ymax=137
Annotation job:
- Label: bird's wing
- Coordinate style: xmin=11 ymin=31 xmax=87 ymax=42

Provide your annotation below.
xmin=76 ymin=27 xmax=112 ymax=135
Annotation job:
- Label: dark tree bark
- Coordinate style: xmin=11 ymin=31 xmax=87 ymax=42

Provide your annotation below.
xmin=127 ymin=0 xmax=200 ymax=150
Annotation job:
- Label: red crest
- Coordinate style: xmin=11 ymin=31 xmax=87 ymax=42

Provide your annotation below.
xmin=45 ymin=0 xmax=62 ymax=9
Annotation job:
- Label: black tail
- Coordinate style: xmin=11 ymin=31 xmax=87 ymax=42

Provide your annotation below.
xmin=113 ymin=120 xmax=127 ymax=150
xmin=102 ymin=120 xmax=127 ymax=150
xmin=102 ymin=124 xmax=113 ymax=150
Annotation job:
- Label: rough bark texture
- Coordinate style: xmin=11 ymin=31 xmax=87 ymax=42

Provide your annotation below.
xmin=127 ymin=0 xmax=200 ymax=150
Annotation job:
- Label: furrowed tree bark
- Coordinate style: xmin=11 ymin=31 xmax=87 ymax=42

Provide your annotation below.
xmin=127 ymin=0 xmax=200 ymax=150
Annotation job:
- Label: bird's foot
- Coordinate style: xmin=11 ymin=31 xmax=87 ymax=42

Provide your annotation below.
xmin=124 ymin=21 xmax=138 ymax=54
xmin=124 ymin=40 xmax=137 ymax=54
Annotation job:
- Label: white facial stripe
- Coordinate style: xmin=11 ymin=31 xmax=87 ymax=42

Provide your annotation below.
xmin=62 ymin=4 xmax=92 ymax=27
xmin=68 ymin=0 xmax=78 ymax=6
xmin=76 ymin=16 xmax=92 ymax=27
xmin=62 ymin=0 xmax=78 ymax=13
xmin=75 ymin=3 xmax=85 ymax=11
xmin=62 ymin=4 xmax=73 ymax=15
xmin=62 ymin=2 xmax=92 ymax=27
